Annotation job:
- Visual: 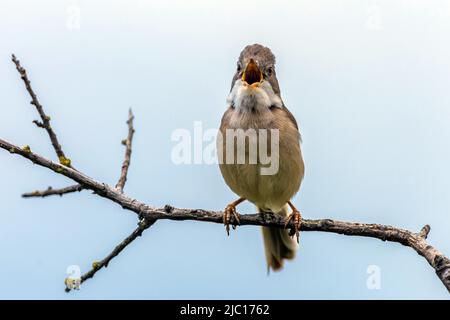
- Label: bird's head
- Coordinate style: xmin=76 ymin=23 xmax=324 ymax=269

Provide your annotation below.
xmin=228 ymin=44 xmax=283 ymax=111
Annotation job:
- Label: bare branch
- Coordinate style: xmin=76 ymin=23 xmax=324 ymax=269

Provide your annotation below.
xmin=65 ymin=218 xmax=156 ymax=292
xmin=22 ymin=184 xmax=85 ymax=198
xmin=11 ymin=54 xmax=71 ymax=166
xmin=4 ymin=56 xmax=449 ymax=294
xmin=115 ymin=109 xmax=135 ymax=192
xmin=1 ymin=138 xmax=449 ymax=293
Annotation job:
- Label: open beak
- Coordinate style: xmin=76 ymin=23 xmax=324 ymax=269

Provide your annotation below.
xmin=242 ymin=59 xmax=263 ymax=85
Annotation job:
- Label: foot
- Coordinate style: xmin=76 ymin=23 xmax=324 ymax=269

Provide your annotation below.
xmin=223 ymin=204 xmax=241 ymax=236
xmin=284 ymin=209 xmax=302 ymax=243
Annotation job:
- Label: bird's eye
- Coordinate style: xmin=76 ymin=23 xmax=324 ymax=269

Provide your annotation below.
xmin=266 ymin=67 xmax=273 ymax=76
xmin=237 ymin=63 xmax=242 ymax=72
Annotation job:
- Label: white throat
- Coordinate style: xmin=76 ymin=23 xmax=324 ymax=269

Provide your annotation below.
xmin=227 ymin=79 xmax=282 ymax=113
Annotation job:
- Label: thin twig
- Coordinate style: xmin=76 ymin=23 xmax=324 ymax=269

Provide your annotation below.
xmin=11 ymin=54 xmax=71 ymax=166
xmin=115 ymin=109 xmax=135 ymax=192
xmin=0 ymin=138 xmax=449 ymax=293
xmin=65 ymin=218 xmax=156 ymax=292
xmin=22 ymin=184 xmax=84 ymax=198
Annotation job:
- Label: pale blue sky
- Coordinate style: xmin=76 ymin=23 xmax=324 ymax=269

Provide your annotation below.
xmin=1 ymin=0 xmax=450 ymax=299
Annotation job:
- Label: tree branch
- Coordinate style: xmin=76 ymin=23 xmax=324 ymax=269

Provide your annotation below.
xmin=10 ymin=55 xmax=151 ymax=291
xmin=65 ymin=218 xmax=156 ymax=292
xmin=22 ymin=184 xmax=85 ymax=198
xmin=1 ymin=138 xmax=449 ymax=292
xmin=11 ymin=54 xmax=71 ymax=166
xmin=3 ymin=55 xmax=449 ymax=294
xmin=115 ymin=109 xmax=135 ymax=192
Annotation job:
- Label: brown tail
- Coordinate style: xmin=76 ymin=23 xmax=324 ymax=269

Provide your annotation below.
xmin=260 ymin=204 xmax=298 ymax=272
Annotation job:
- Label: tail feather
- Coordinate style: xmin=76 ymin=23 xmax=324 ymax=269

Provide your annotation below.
xmin=260 ymin=204 xmax=297 ymax=272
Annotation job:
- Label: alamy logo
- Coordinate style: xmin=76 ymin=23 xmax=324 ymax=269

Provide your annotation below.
xmin=366 ymin=265 xmax=381 ymax=290
xmin=66 ymin=4 xmax=81 ymax=30
xmin=171 ymin=121 xmax=280 ymax=175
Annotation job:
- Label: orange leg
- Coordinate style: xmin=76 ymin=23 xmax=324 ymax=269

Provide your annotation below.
xmin=223 ymin=197 xmax=245 ymax=236
xmin=285 ymin=201 xmax=302 ymax=243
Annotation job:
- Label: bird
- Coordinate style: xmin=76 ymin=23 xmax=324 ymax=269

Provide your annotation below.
xmin=217 ymin=44 xmax=305 ymax=272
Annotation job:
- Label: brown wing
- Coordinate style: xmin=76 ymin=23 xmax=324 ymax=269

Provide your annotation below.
xmin=281 ymin=104 xmax=302 ymax=142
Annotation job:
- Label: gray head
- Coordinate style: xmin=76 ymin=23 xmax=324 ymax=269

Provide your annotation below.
xmin=227 ymin=44 xmax=283 ymax=113
xmin=231 ymin=44 xmax=280 ymax=95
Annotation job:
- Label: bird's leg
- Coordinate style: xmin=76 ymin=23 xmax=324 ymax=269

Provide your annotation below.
xmin=285 ymin=201 xmax=302 ymax=243
xmin=223 ymin=197 xmax=245 ymax=236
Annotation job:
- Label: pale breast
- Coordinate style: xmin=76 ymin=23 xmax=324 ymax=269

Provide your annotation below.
xmin=218 ymin=107 xmax=304 ymax=212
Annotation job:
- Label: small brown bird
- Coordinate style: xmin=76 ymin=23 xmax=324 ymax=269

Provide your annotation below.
xmin=217 ymin=44 xmax=305 ymax=272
